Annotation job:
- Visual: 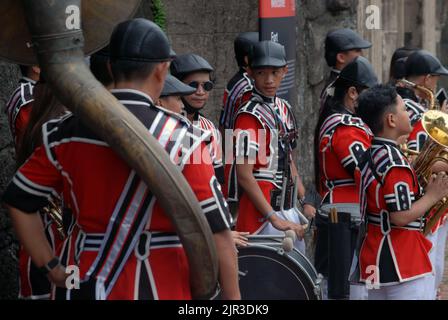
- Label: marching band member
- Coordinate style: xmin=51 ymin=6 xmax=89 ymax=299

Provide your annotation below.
xmin=314 ymin=56 xmax=378 ymax=300
xmin=229 ymin=40 xmax=315 ymax=253
xmin=12 ymin=78 xmax=66 ymax=300
xmin=353 ymin=84 xmax=448 ymax=300
xmin=170 ymin=53 xmax=224 ymax=186
xmin=156 ymin=75 xmax=250 ymax=248
xmin=321 ymin=29 xmax=371 ymax=113
xmin=220 ymin=32 xmax=258 ymax=215
xmin=2 ymin=18 xmax=240 ymax=300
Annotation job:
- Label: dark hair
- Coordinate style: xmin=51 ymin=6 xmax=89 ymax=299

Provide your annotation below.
xmin=19 ymin=65 xmax=30 ymax=77
xmin=357 ymin=84 xmax=398 ymax=135
xmin=17 ymin=83 xmax=66 ymax=166
xmin=110 ymin=59 xmax=157 ymax=83
xmin=90 ymin=55 xmax=113 ymax=87
xmin=313 ymin=78 xmax=366 ymax=190
xmin=389 ymin=47 xmax=417 ymax=82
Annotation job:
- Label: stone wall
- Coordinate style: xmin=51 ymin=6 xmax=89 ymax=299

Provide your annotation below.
xmin=0 ymin=62 xmax=20 ymax=299
xmin=163 ymin=0 xmax=358 ymax=188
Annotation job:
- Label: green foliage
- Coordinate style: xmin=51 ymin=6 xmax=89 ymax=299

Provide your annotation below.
xmin=151 ymin=0 xmax=166 ymax=31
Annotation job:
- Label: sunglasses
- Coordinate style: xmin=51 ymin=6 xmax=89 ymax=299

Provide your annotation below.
xmin=188 ymin=81 xmax=214 ymax=92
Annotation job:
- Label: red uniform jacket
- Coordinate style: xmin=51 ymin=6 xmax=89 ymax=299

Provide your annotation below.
xmin=355 ymin=138 xmax=432 ymax=285
xmin=317 ymin=111 xmax=373 ymax=214
xmin=2 ymin=89 xmax=231 ymax=300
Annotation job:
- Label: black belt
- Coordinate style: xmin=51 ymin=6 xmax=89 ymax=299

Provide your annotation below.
xmin=75 ymin=231 xmax=182 ymax=262
xmin=367 ymin=212 xmax=423 ymax=234
xmin=325 ymin=179 xmax=355 ymax=190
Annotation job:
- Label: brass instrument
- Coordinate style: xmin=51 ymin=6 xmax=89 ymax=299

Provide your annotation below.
xmin=411 ymin=110 xmax=448 ymax=235
xmin=0 ymin=0 xmax=218 ymax=298
xmin=399 ymin=143 xmax=420 ymax=158
xmin=397 ymin=79 xmax=436 ymax=110
xmin=41 ymin=197 xmax=65 ymax=240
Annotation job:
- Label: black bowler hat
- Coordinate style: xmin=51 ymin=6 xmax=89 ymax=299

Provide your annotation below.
xmin=234 ymin=32 xmax=259 ymax=67
xmin=110 ymin=18 xmax=176 ymax=62
xmin=405 ymin=50 xmax=448 ymax=77
xmin=325 ymin=28 xmax=372 ymax=67
xmin=170 ymin=53 xmax=214 ymax=79
xmin=160 ymin=74 xmax=196 ymax=97
xmin=335 ymin=56 xmax=378 ymax=88
xmin=249 ymin=41 xmax=286 ymax=68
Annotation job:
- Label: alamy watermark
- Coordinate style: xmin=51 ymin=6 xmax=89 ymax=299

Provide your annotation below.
xmin=365 ymin=5 xmax=381 ymax=30
xmin=65 ymin=5 xmax=80 ymax=30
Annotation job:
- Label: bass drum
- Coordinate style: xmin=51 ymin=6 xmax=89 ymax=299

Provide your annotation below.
xmin=237 ymin=238 xmax=322 ymax=300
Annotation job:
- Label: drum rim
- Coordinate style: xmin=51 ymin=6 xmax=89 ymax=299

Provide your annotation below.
xmin=242 ymin=241 xmax=320 ymax=278
xmin=238 ymin=244 xmax=320 ymax=299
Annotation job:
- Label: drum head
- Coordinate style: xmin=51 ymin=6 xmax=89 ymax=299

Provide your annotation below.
xmin=0 ymin=0 xmax=141 ymax=65
xmin=238 ymin=244 xmax=319 ymax=300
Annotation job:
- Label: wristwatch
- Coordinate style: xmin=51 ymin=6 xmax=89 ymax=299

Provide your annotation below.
xmin=299 ymin=196 xmax=306 ymax=207
xmin=38 ymin=257 xmax=60 ymax=275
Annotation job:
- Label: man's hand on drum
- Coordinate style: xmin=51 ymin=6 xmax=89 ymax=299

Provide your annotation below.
xmin=270 ymin=214 xmax=305 ymax=240
xmin=231 ymin=231 xmax=249 ymax=247
xmin=303 ymin=204 xmax=316 ymax=219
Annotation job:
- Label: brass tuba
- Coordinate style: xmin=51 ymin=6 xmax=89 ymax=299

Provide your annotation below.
xmin=411 ymin=110 xmax=448 ymax=235
xmin=0 ymin=0 xmax=218 ymax=299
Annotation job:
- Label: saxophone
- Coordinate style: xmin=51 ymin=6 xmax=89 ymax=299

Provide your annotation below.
xmin=41 ymin=197 xmax=66 ymax=239
xmin=397 ymin=79 xmax=436 ymax=110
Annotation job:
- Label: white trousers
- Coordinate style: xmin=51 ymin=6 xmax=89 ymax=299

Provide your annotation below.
xmin=435 ymin=222 xmax=448 ymax=288
xmin=368 ymin=276 xmax=429 ymax=300
xmin=259 ymin=209 xmax=306 ymax=254
xmin=350 ymin=283 xmax=368 ymax=300
xmin=424 ymin=223 xmax=448 ymax=300
xmin=424 ymin=231 xmax=438 ymax=300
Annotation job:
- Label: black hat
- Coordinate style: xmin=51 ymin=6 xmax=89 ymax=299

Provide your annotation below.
xmin=160 ymin=74 xmax=196 ymax=97
xmin=110 ymin=18 xmax=175 ymax=62
xmin=249 ymin=41 xmax=286 ymax=68
xmin=391 ymin=57 xmax=408 ymax=80
xmin=234 ymin=32 xmax=259 ymax=67
xmin=335 ymin=56 xmax=378 ymax=88
xmin=389 ymin=47 xmax=417 ymax=80
xmin=325 ymin=28 xmax=372 ymax=67
xmin=405 ymin=50 xmax=448 ymax=77
xmin=170 ymin=53 xmax=214 ymax=79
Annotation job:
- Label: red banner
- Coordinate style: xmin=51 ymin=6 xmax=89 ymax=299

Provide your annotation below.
xmin=259 ymin=0 xmax=296 ymax=18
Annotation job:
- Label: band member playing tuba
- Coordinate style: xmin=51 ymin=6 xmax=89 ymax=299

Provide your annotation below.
xmin=2 ymin=19 xmax=240 ymax=300
xmin=353 ymin=84 xmax=448 ymax=300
